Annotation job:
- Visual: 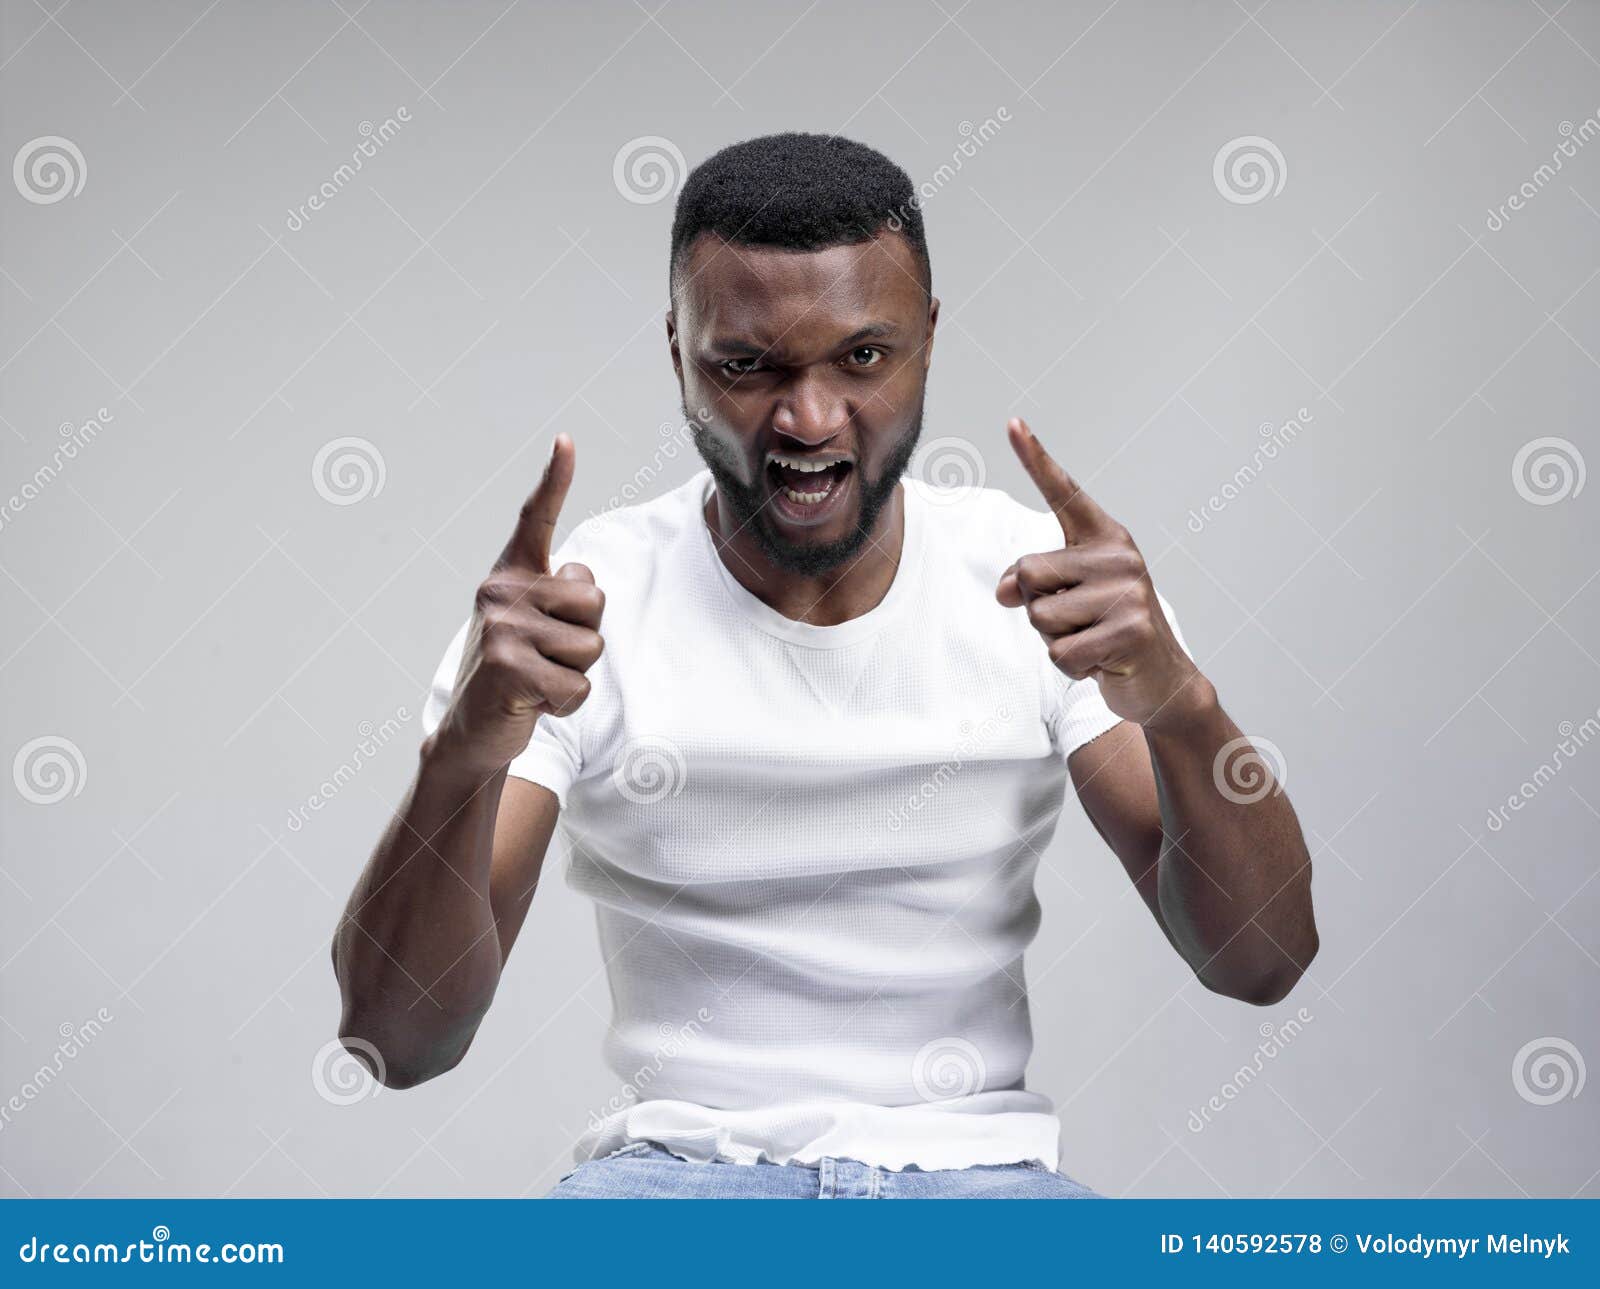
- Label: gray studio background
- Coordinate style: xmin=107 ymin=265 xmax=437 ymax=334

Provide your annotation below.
xmin=2 ymin=0 xmax=1597 ymax=1198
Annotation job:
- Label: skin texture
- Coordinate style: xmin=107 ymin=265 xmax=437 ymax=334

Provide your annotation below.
xmin=333 ymin=226 xmax=1318 ymax=1089
xmin=331 ymin=436 xmax=602 ymax=1086
xmin=669 ymin=231 xmax=937 ymax=622
xmin=999 ymin=417 xmax=1317 ymax=1002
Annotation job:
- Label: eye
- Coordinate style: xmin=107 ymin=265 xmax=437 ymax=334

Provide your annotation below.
xmin=719 ymin=358 xmax=767 ymax=376
xmin=844 ymin=346 xmax=885 ymax=368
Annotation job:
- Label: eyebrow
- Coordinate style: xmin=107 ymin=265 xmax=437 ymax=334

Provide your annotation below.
xmin=838 ymin=321 xmax=900 ymax=345
xmin=707 ymin=321 xmax=901 ymax=357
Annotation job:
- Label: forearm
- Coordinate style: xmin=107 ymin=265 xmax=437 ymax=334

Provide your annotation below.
xmin=1144 ymin=686 xmax=1318 ymax=1004
xmin=1001 ymin=419 xmax=1318 ymax=1003
xmin=332 ymin=735 xmax=509 ymax=1085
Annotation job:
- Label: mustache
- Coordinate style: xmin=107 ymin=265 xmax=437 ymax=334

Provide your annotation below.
xmin=686 ymin=402 xmax=924 ymax=576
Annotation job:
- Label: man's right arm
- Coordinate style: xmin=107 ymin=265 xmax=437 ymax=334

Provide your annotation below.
xmin=331 ymin=435 xmax=604 ymax=1088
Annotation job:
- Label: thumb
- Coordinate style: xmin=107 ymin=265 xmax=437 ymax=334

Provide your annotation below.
xmin=995 ymin=559 xmax=1026 ymax=608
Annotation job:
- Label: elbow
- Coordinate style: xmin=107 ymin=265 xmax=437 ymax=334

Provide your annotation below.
xmin=367 ymin=1049 xmax=466 ymax=1092
xmin=334 ymin=958 xmax=490 ymax=1092
xmin=1228 ymin=969 xmax=1300 ymax=1008
xmin=1201 ymin=968 xmax=1297 ymax=1007
xmin=1204 ymin=929 xmax=1319 ymax=1008
xmin=331 ymin=946 xmax=496 ymax=1091
xmin=335 ymin=1015 xmax=472 ymax=1091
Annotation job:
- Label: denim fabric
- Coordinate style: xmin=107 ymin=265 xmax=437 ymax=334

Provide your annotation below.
xmin=547 ymin=1141 xmax=1105 ymax=1199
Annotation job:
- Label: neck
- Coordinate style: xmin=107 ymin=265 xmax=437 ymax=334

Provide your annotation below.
xmin=704 ymin=481 xmax=905 ymax=627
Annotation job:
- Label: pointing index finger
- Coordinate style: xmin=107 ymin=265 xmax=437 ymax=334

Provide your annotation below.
xmin=1007 ymin=416 xmax=1113 ymax=543
xmin=499 ymin=434 xmax=574 ymax=572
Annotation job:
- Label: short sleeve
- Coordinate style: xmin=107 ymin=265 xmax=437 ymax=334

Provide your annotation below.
xmin=1043 ymin=589 xmax=1193 ymax=760
xmin=418 ymin=536 xmax=591 ymax=809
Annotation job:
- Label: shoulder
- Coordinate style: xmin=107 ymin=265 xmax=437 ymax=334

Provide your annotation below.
xmin=904 ymin=476 xmax=1062 ymax=563
xmin=553 ymin=469 xmax=709 ymax=578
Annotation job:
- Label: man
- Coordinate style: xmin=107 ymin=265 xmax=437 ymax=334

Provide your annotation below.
xmin=332 ymin=133 xmax=1318 ymax=1200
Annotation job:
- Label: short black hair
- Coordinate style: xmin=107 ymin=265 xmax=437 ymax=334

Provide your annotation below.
xmin=669 ymin=132 xmax=930 ymax=300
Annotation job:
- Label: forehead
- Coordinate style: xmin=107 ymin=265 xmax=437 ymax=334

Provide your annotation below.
xmin=676 ymin=231 xmax=925 ymax=348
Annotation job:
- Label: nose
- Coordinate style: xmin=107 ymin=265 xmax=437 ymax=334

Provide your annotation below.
xmin=770 ymin=370 xmax=849 ymax=445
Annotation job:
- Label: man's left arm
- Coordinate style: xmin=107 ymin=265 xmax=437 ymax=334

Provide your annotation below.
xmin=997 ymin=417 xmax=1319 ymax=1006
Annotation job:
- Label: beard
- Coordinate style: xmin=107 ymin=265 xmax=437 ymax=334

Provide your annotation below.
xmin=687 ymin=397 xmax=924 ymax=577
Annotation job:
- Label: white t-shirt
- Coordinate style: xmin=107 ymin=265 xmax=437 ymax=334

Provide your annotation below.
xmin=423 ymin=467 xmax=1185 ymax=1173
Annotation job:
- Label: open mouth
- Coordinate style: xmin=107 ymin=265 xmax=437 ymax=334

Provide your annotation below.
xmin=766 ymin=453 xmax=854 ymax=523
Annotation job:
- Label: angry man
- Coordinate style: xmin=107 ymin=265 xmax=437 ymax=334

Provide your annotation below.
xmin=332 ymin=132 xmax=1319 ymax=1200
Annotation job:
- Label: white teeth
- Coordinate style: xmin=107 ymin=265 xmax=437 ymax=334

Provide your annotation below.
xmin=771 ymin=454 xmax=845 ymax=506
xmin=771 ymin=454 xmax=841 ymax=473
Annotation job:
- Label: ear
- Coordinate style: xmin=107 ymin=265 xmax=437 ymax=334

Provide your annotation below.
xmin=666 ymin=309 xmax=682 ymax=383
xmin=922 ymin=295 xmax=940 ymax=372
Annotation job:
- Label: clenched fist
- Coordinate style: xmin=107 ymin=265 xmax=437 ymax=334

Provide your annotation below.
xmin=997 ymin=417 xmax=1211 ymax=731
xmin=432 ymin=434 xmax=606 ymax=775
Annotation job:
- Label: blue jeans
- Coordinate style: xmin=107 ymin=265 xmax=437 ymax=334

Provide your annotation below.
xmin=547 ymin=1141 xmax=1105 ymax=1199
